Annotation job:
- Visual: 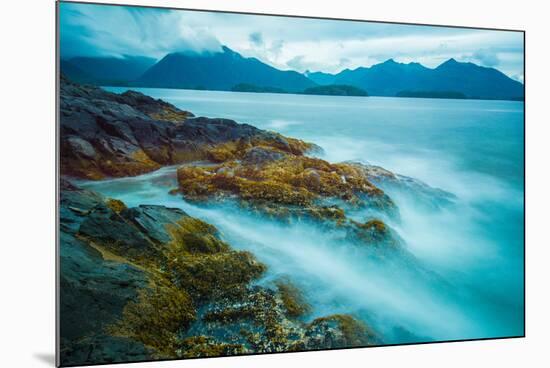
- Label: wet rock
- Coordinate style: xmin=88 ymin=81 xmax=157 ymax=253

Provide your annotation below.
xmin=59 ymin=181 xmax=383 ymax=364
xmin=175 ymin=151 xmax=406 ymax=251
xmin=276 ymin=279 xmax=312 ymax=318
xmin=114 ymin=90 xmax=194 ymax=123
xmin=60 ymin=335 xmax=152 ymax=365
xmin=78 ymin=203 xmax=161 ymax=260
xmin=177 ymin=336 xmax=246 ymax=358
xmin=108 ymin=278 xmax=196 ymax=358
xmin=60 ymin=76 xmax=315 ymax=179
xmin=302 ymin=168 xmax=321 ymax=189
xmin=242 ymin=146 xmax=286 ymax=165
xmin=124 ymin=205 xmax=189 ymax=244
xmin=189 ymin=288 xmax=379 ymax=355
xmin=59 ymin=232 xmax=148 ymax=341
xmin=177 ymin=155 xmax=393 ymax=210
xmin=349 ymin=219 xmax=400 ymax=249
xmin=59 ymin=182 xmax=185 ymax=365
xmin=66 ymin=136 xmax=96 ymax=159
xmin=215 ymin=166 xmax=235 ymax=177
xmin=59 ymin=183 xmax=151 ymax=365
xmin=166 ymin=249 xmax=266 ymax=302
xmin=303 ymin=314 xmax=380 ymax=349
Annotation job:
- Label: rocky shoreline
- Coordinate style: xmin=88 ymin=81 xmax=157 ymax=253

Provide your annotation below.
xmin=59 ymin=76 xmax=452 ymax=365
xmin=60 ymin=179 xmax=380 ymax=365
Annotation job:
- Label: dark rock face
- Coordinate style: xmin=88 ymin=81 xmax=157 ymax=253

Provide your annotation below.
xmin=59 ymin=180 xmax=378 ymax=365
xmin=60 ymin=76 xmax=315 ymax=180
xmin=60 ymin=335 xmax=152 ymax=366
xmin=59 ymin=180 xmax=152 ymax=365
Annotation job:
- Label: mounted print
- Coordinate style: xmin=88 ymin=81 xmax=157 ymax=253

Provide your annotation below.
xmin=56 ymin=1 xmax=525 ymax=366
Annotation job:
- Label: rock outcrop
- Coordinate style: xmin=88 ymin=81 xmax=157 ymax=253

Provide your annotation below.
xmin=174 ymin=140 xmax=401 ymax=249
xmin=59 ymin=179 xmax=152 ymax=364
xmin=60 ymin=75 xmax=316 ymax=180
xmin=59 ymin=180 xmax=379 ymax=366
xmin=60 ymin=77 xmax=400 ymax=249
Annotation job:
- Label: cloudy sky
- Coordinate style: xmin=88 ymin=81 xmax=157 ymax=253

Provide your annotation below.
xmin=59 ymin=2 xmax=524 ymax=81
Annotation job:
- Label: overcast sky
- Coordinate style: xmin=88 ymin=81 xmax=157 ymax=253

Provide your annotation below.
xmin=59 ymin=2 xmax=524 ymax=82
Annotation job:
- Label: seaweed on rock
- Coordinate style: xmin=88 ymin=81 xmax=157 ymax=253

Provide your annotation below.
xmin=175 ymin=143 xmax=402 ymax=251
xmin=176 ymin=150 xmax=397 ymax=216
xmin=59 ymin=180 xmax=379 ymax=365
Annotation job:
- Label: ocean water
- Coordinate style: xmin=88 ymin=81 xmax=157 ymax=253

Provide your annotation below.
xmin=91 ymin=87 xmax=524 ymax=344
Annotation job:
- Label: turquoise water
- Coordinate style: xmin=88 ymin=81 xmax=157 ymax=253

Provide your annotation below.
xmin=93 ymin=87 xmax=524 ymax=344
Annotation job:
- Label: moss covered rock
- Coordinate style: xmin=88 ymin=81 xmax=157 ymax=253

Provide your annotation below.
xmin=303 ymin=314 xmax=379 ymax=349
xmin=276 ymin=280 xmax=312 ymax=318
xmin=175 ymin=149 xmax=401 ymax=250
xmin=165 ymin=249 xmax=267 ymax=302
xmin=60 ymin=178 xmax=383 ymax=362
xmin=177 ymin=154 xmax=395 ymax=212
xmin=350 ymin=218 xmax=399 ymax=247
xmin=178 ymin=336 xmax=247 ymax=358
xmin=108 ymin=280 xmax=196 ymax=357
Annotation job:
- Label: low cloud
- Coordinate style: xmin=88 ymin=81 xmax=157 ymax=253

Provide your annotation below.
xmin=473 ymin=48 xmax=500 ymax=67
xmin=60 ymin=3 xmax=222 ymax=58
xmin=268 ymin=39 xmax=284 ymax=58
xmin=286 ymin=55 xmax=306 ymax=71
xmin=249 ymin=32 xmax=264 ymax=47
xmin=239 ymin=38 xmax=286 ymax=69
xmin=286 ymin=55 xmax=352 ymax=73
xmin=512 ymin=74 xmax=524 ymax=83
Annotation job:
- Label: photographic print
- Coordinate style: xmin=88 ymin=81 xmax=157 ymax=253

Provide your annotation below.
xmin=57 ymin=1 xmax=525 ymax=366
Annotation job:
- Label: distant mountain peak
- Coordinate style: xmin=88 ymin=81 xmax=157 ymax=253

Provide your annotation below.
xmin=221 ymin=45 xmax=234 ymax=53
xmin=137 ymin=46 xmax=315 ymax=92
xmin=438 ymin=58 xmax=460 ymax=67
xmin=374 ymin=58 xmax=416 ymax=70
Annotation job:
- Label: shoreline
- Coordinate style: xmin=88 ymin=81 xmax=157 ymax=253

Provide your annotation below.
xmin=58 ymin=77 xmax=402 ymax=364
xmin=102 ymin=84 xmax=525 ymax=103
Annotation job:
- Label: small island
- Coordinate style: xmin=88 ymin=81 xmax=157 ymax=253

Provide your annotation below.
xmin=302 ymin=84 xmax=369 ymax=97
xmin=396 ymin=90 xmax=467 ymax=99
xmin=231 ymin=83 xmax=287 ymax=93
xmin=231 ymin=83 xmax=369 ymax=97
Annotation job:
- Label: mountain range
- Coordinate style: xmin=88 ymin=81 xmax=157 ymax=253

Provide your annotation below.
xmin=306 ymin=58 xmax=523 ymax=100
xmin=61 ymin=46 xmax=524 ymax=101
xmin=137 ymin=46 xmax=315 ymax=92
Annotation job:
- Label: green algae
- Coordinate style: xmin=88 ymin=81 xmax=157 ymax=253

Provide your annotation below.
xmin=276 ymin=280 xmax=312 ymax=318
xmin=105 ymin=198 xmax=127 ymax=214
xmin=108 ymin=279 xmax=196 ymax=357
